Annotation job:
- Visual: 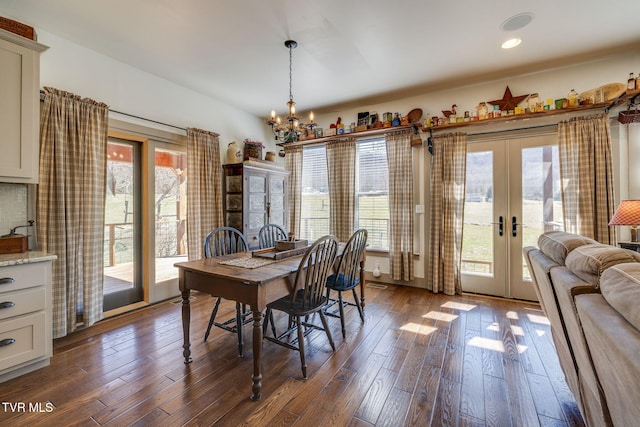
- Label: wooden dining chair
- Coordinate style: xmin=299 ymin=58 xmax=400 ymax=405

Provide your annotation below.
xmin=203 ymin=226 xmax=251 ymax=356
xmin=262 ymin=235 xmax=339 ymax=378
xmin=325 ymin=228 xmax=368 ymax=338
xmin=258 ymin=223 xmax=287 ymax=249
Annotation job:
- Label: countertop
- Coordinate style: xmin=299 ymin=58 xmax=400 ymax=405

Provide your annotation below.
xmin=0 ymin=251 xmax=57 ymax=267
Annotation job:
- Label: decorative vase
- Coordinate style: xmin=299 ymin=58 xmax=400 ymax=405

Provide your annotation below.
xmin=372 ymin=263 xmax=381 ymax=278
xmin=225 ymin=141 xmax=241 ymax=164
xmin=265 ymin=151 xmax=276 ymax=162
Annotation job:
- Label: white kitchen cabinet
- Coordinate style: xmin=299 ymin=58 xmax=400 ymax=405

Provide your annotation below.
xmin=0 ymin=254 xmax=56 ymax=382
xmin=0 ymin=29 xmax=48 ymax=183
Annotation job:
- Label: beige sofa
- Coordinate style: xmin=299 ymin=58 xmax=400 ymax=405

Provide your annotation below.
xmin=524 ymin=231 xmax=640 ymax=427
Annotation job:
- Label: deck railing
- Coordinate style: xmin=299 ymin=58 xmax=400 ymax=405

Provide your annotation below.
xmin=104 ymin=219 xmax=186 ymax=267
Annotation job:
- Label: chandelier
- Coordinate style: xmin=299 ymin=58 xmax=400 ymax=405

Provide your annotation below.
xmin=265 ymin=40 xmax=315 ymax=143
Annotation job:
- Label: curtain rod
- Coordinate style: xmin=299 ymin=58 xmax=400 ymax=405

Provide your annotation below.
xmin=39 ymin=90 xmax=186 ymax=132
xmin=466 ymin=123 xmax=557 ymax=137
xmin=109 ymin=109 xmax=186 ymax=132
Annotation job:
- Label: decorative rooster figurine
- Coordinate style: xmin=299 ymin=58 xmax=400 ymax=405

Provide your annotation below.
xmin=442 ymin=104 xmax=457 ymax=118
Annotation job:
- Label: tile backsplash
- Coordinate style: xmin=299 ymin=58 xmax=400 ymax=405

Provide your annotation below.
xmin=0 ymin=183 xmax=30 ymax=238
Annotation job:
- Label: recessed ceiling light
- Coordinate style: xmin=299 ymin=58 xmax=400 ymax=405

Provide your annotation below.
xmin=501 ymin=38 xmax=522 ymax=49
xmin=501 ymin=13 xmax=534 ymax=31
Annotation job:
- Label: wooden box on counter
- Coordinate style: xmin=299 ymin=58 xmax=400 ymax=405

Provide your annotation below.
xmin=0 ymin=235 xmax=28 ymax=254
xmin=275 ymin=239 xmax=308 ymax=251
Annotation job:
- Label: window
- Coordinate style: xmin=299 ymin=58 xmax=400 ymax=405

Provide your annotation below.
xmin=300 ymin=145 xmax=329 ymax=241
xmin=356 ymin=138 xmax=389 ymax=249
xmin=299 ymin=138 xmax=390 ymax=249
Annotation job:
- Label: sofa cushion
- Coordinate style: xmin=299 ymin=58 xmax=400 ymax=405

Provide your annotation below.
xmin=565 ymin=244 xmax=640 ymax=287
xmin=600 ymin=263 xmax=640 ymax=330
xmin=538 ymin=231 xmax=597 ymax=265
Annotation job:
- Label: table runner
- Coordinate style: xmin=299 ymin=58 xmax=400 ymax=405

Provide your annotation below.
xmin=218 ymin=256 xmax=277 ymax=269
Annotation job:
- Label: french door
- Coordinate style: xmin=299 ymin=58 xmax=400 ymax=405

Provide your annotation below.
xmin=461 ymin=133 xmax=563 ymax=300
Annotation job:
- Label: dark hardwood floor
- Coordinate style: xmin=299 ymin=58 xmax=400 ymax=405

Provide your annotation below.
xmin=0 ymin=283 xmax=585 ymax=426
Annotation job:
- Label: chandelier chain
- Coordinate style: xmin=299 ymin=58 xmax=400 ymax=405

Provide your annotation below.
xmin=289 ymin=44 xmax=293 ymax=104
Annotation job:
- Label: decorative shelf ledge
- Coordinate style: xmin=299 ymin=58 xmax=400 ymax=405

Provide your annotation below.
xmin=276 ymin=124 xmax=420 ymax=148
xmin=274 ymin=89 xmax=640 ymax=148
xmin=426 ymin=89 xmax=639 ymax=132
xmin=425 ymin=101 xmax=619 ymax=132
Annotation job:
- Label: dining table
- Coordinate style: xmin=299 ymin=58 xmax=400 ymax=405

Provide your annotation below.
xmin=175 ymin=245 xmax=365 ymax=401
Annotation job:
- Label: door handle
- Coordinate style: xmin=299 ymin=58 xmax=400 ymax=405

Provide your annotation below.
xmin=512 ymin=216 xmax=519 ymax=237
xmin=491 ymin=216 xmax=504 ymax=236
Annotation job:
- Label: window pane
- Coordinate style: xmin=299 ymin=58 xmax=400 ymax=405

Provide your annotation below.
xmin=521 ymin=145 xmax=563 ymax=280
xmin=104 ymin=142 xmax=136 ymax=295
xmin=154 ymin=148 xmax=187 ymax=284
xmin=357 ymin=138 xmax=389 ymax=249
xmin=300 ymin=145 xmax=329 ymax=241
xmin=462 ymin=151 xmax=494 ymax=276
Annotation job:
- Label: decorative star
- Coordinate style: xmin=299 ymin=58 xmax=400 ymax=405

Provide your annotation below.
xmin=487 ymin=86 xmax=529 ymax=111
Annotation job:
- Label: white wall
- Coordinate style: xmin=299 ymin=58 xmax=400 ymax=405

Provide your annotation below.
xmin=313 ymin=49 xmax=640 ymax=285
xmin=33 ymin=28 xmax=640 ymax=284
xmin=36 ymin=29 xmax=275 ymax=154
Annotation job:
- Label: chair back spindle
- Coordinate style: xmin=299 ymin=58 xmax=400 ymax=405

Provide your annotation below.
xmin=258 ymin=223 xmax=287 ymax=249
xmin=204 ymin=226 xmax=248 ymax=258
xmin=331 ymin=229 xmax=368 ymax=290
xmin=292 ymin=235 xmax=339 ymax=311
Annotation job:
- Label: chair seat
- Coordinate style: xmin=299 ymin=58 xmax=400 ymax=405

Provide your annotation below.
xmin=267 ymin=289 xmax=330 ymax=317
xmin=327 ymin=273 xmax=359 ymax=291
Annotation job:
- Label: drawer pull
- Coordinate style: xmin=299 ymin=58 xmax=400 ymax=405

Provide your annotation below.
xmin=0 ymin=278 xmax=15 ymax=285
xmin=0 ymin=301 xmax=15 ymax=309
xmin=0 ymin=338 xmax=16 ymax=347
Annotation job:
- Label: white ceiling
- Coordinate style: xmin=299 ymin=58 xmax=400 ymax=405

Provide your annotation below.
xmin=2 ymin=0 xmax=640 ymax=118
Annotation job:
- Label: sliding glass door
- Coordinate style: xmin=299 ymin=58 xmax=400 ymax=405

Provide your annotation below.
xmin=104 ymin=139 xmax=143 ymax=310
xmin=153 ymin=147 xmax=188 ymax=300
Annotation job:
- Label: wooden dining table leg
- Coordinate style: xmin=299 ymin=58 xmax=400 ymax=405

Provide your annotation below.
xmin=359 ymin=259 xmax=366 ymax=308
xmin=181 ymin=288 xmax=192 ymax=364
xmin=250 ymin=306 xmax=263 ymax=401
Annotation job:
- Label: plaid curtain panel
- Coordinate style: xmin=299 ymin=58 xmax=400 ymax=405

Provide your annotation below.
xmin=285 ymin=145 xmax=303 ymax=237
xmin=428 ymin=132 xmax=467 ymax=295
xmin=386 ymin=130 xmax=414 ymax=281
xmin=37 ymin=87 xmax=109 ymax=338
xmin=558 ymin=114 xmax=616 ymax=244
xmin=326 ymin=137 xmax=356 ymax=242
xmin=186 ymin=128 xmax=223 ymax=260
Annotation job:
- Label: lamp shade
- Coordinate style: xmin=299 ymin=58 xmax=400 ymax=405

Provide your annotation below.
xmin=609 ymin=200 xmax=640 ymax=225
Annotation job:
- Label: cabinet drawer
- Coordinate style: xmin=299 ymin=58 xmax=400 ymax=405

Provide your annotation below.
xmin=0 ymin=287 xmax=46 ymax=320
xmin=0 ymin=311 xmax=46 ymax=371
xmin=0 ymin=262 xmax=49 ymax=292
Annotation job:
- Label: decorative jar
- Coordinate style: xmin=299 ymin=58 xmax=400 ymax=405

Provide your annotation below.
xmin=225 ymin=141 xmax=241 ymax=164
